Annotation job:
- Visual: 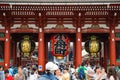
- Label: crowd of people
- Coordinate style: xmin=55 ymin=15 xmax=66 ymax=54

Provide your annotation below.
xmin=0 ymin=60 xmax=120 ymax=80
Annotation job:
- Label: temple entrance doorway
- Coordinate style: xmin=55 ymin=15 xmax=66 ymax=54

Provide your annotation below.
xmin=11 ymin=33 xmax=38 ymax=66
xmin=10 ymin=32 xmax=110 ymax=69
xmin=82 ymin=33 xmax=109 ymax=69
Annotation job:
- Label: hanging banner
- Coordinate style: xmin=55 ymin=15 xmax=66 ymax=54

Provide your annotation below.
xmin=50 ymin=34 xmax=70 ymax=58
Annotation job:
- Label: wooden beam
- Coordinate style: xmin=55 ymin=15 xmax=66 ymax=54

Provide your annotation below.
xmin=115 ymin=38 xmax=120 ymax=41
xmin=44 ymin=28 xmax=76 ymax=33
xmin=0 ymin=29 xmax=5 ymax=32
xmin=0 ymin=38 xmax=5 ymax=41
xmin=10 ymin=28 xmax=38 ymax=33
xmin=0 ymin=62 xmax=4 ymax=66
xmin=82 ymin=28 xmax=110 ymax=33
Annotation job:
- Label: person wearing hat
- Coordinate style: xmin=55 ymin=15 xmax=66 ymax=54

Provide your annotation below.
xmin=38 ymin=62 xmax=59 ymax=80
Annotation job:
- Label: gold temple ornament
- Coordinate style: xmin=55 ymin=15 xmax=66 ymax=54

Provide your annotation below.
xmin=85 ymin=36 xmax=101 ymax=57
xmin=56 ymin=56 xmax=64 ymax=60
xmin=19 ymin=35 xmax=35 ymax=57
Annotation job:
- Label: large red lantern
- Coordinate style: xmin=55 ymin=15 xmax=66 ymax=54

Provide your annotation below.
xmin=50 ymin=34 xmax=70 ymax=59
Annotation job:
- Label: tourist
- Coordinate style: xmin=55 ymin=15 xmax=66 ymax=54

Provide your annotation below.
xmin=28 ymin=66 xmax=32 ymax=78
xmin=77 ymin=62 xmax=87 ymax=80
xmin=22 ymin=66 xmax=28 ymax=80
xmin=111 ymin=64 xmax=117 ymax=74
xmin=62 ymin=67 xmax=71 ymax=80
xmin=8 ymin=66 xmax=14 ymax=76
xmin=29 ymin=68 xmax=39 ymax=80
xmin=14 ymin=66 xmax=25 ymax=80
xmin=117 ymin=66 xmax=120 ymax=80
xmin=13 ymin=66 xmax=18 ymax=76
xmin=0 ymin=66 xmax=5 ymax=80
xmin=100 ymin=67 xmax=107 ymax=80
xmin=54 ymin=68 xmax=63 ymax=80
xmin=86 ymin=62 xmax=95 ymax=80
xmin=107 ymin=67 xmax=117 ymax=80
xmin=93 ymin=66 xmax=102 ymax=80
xmin=70 ymin=67 xmax=77 ymax=80
xmin=38 ymin=62 xmax=59 ymax=80
xmin=0 ymin=66 xmax=3 ymax=71
xmin=5 ymin=69 xmax=14 ymax=80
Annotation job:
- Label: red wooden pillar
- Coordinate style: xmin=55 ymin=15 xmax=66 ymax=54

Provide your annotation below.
xmin=38 ymin=28 xmax=45 ymax=71
xmin=75 ymin=27 xmax=82 ymax=67
xmin=110 ymin=27 xmax=116 ymax=66
xmin=4 ymin=27 xmax=10 ymax=70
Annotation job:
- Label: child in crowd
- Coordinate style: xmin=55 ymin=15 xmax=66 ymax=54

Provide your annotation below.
xmin=5 ymin=70 xmax=14 ymax=80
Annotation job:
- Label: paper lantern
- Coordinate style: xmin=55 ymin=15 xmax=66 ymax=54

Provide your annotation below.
xmin=85 ymin=36 xmax=101 ymax=57
xmin=19 ymin=35 xmax=35 ymax=57
xmin=50 ymin=34 xmax=70 ymax=59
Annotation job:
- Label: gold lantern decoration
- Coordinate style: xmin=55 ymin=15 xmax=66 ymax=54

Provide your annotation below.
xmin=56 ymin=56 xmax=64 ymax=60
xmin=85 ymin=36 xmax=101 ymax=57
xmin=19 ymin=35 xmax=35 ymax=57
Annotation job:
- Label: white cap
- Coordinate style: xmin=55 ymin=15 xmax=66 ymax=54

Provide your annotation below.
xmin=46 ymin=62 xmax=59 ymax=71
xmin=71 ymin=68 xmax=75 ymax=74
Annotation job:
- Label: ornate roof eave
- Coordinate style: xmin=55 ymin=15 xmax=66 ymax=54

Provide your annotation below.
xmin=0 ymin=2 xmax=120 ymax=5
xmin=0 ymin=0 xmax=120 ymax=3
xmin=0 ymin=3 xmax=120 ymax=12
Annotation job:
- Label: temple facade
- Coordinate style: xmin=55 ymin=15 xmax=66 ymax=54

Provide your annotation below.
xmin=0 ymin=0 xmax=120 ymax=71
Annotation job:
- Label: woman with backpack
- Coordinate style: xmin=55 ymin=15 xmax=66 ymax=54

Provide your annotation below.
xmin=77 ymin=62 xmax=87 ymax=80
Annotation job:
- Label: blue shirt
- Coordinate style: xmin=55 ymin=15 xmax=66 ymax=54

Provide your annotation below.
xmin=38 ymin=72 xmax=58 ymax=80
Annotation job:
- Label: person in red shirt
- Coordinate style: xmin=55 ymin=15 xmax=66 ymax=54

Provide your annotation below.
xmin=5 ymin=69 xmax=14 ymax=80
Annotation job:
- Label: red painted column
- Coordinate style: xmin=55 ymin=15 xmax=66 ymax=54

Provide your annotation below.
xmin=110 ymin=27 xmax=116 ymax=66
xmin=38 ymin=28 xmax=45 ymax=71
xmin=75 ymin=27 xmax=82 ymax=68
xmin=4 ymin=27 xmax=10 ymax=70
